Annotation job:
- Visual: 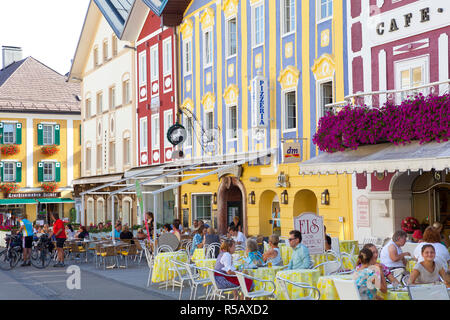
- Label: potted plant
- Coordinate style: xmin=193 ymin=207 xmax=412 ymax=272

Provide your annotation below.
xmin=41 ymin=182 xmax=58 ymax=192
xmin=41 ymin=144 xmax=59 ymax=155
xmin=0 ymin=182 xmax=19 ymax=194
xmin=1 ymin=144 xmax=20 ymax=156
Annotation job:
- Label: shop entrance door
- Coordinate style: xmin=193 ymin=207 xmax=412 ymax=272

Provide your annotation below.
xmin=227 ymin=201 xmax=242 ymax=228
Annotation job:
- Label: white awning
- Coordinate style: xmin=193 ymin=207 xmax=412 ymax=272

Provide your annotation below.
xmin=73 ymin=173 xmax=123 ymax=185
xmin=299 ymin=141 xmax=450 ymax=175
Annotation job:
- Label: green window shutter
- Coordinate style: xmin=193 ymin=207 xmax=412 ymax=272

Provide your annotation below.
xmin=15 ymin=162 xmax=22 ymax=182
xmin=0 ymin=162 xmax=3 ymax=182
xmin=38 ymin=162 xmax=43 ymax=182
xmin=55 ymin=162 xmax=61 ymax=182
xmin=15 ymin=123 xmax=22 ymax=144
xmin=0 ymin=122 xmax=3 ymax=144
xmin=37 ymin=124 xmax=43 ymax=145
xmin=54 ymin=124 xmax=60 ymax=145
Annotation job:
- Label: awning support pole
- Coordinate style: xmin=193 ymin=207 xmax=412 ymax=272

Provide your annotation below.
xmin=153 ymin=193 xmax=157 ymax=253
xmin=111 ymin=195 xmax=115 ymax=243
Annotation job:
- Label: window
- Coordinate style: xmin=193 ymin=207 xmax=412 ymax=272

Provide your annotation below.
xmin=183 ymin=39 xmax=192 ymax=74
xmin=96 ymin=200 xmax=105 ymax=224
xmin=193 ymin=194 xmax=212 ymax=224
xmin=96 ymin=92 xmax=103 ymax=114
xmin=3 ymin=162 xmax=15 ymax=182
xmin=163 ymin=37 xmax=172 ymax=75
xmin=96 ymin=144 xmax=102 ymax=170
xmin=122 ymin=79 xmax=130 ymax=105
xmin=42 ymin=124 xmax=54 ymax=145
xmin=283 ymin=0 xmax=296 ymax=34
xmin=226 ymin=18 xmax=237 ymax=57
xmin=86 ymin=147 xmax=91 ymax=173
xmin=3 ymin=123 xmax=15 ymax=144
xmin=43 ymin=162 xmax=54 ymax=182
xmin=139 ymin=51 xmax=147 ymax=85
xmin=203 ymin=30 xmax=213 ymax=66
xmin=109 ymin=141 xmax=115 ymax=168
xmin=112 ymin=35 xmax=118 ymax=57
xmin=253 ymin=3 xmax=264 ymax=46
xmin=150 ymin=45 xmax=159 ymax=80
xmin=123 ymin=138 xmax=130 ymax=165
xmin=319 ymin=81 xmax=333 ymax=117
xmin=109 ymin=86 xmax=116 ymax=110
xmin=140 ymin=117 xmax=148 ymax=151
xmin=395 ymin=56 xmax=429 ymax=101
xmin=151 ymin=115 xmax=160 ymax=149
xmin=184 ymin=115 xmax=193 ymax=147
xmin=103 ymin=40 xmax=108 ymax=62
xmin=318 ymin=0 xmax=333 ymax=21
xmin=205 ymin=111 xmax=214 ymax=142
xmin=85 ymin=98 xmax=91 ymax=118
xmin=93 ymin=47 xmax=99 ymax=67
xmin=164 ymin=110 xmax=173 ymax=147
xmin=284 ymin=91 xmax=297 ymax=131
xmin=227 ymin=105 xmax=238 ymax=140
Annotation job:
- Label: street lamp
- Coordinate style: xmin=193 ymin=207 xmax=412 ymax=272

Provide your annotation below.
xmin=248 ymin=191 xmax=255 ymax=205
xmin=183 ymin=193 xmax=188 ymax=205
xmin=281 ymin=190 xmax=288 ymax=204
xmin=321 ymin=189 xmax=330 ymax=205
xmin=213 ymin=192 xmax=217 ymax=205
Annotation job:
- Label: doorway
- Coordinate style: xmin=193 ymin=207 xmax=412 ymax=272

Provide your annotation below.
xmin=226 ymin=186 xmax=243 ymax=228
xmin=217 ymin=176 xmax=246 ymax=235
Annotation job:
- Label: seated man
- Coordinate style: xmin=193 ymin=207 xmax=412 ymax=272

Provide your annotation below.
xmin=287 ymin=230 xmax=312 ymax=270
xmin=230 ymin=226 xmax=246 ymax=247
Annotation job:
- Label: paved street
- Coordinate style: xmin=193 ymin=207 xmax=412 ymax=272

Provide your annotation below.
xmin=0 ymin=259 xmax=195 ymax=300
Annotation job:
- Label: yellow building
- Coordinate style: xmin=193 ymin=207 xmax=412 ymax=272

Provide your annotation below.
xmin=0 ymin=48 xmax=81 ymax=225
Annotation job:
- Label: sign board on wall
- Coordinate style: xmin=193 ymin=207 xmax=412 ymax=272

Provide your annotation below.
xmin=251 ymin=73 xmax=268 ymax=129
xmin=356 ymin=195 xmax=370 ymax=227
xmin=282 ymin=142 xmax=302 ymax=163
xmin=293 ymin=212 xmax=325 ymax=255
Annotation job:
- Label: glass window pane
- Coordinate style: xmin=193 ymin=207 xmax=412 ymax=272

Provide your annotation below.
xmin=412 ymin=67 xmax=423 ymax=87
xmin=400 ymin=70 xmax=410 ymax=89
xmin=3 ymin=124 xmax=15 ymax=144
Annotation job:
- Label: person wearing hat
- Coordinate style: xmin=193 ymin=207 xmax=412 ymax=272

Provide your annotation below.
xmin=412 ymin=229 xmax=423 ymax=243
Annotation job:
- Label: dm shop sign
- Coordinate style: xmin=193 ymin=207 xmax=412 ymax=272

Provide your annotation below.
xmin=251 ymin=74 xmax=268 ymax=129
xmin=293 ymin=212 xmax=325 ymax=255
xmin=282 ymin=142 xmax=301 ymax=163
xmin=7 ymin=192 xmax=61 ymax=199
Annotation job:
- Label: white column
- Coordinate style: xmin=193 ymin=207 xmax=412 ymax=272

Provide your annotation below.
xmin=67 ymin=119 xmax=74 ymax=187
xmin=378 ymin=49 xmax=387 ymax=106
xmin=26 ymin=117 xmax=33 ymax=187
xmin=438 ymin=33 xmax=449 ymax=94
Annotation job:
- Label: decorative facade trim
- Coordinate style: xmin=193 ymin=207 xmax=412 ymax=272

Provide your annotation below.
xmin=278 ymin=65 xmax=300 ymax=91
xmin=311 ymin=54 xmax=336 ymax=81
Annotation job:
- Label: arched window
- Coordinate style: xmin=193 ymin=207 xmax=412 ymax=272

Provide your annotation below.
xmin=96 ymin=199 xmax=105 ymax=224
xmin=122 ymin=198 xmax=132 ymax=226
xmin=87 ymin=198 xmax=95 ymax=226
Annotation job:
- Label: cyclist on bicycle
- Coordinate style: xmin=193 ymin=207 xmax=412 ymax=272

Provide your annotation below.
xmin=18 ymin=214 xmax=33 ymax=266
xmin=48 ymin=213 xmax=66 ymax=267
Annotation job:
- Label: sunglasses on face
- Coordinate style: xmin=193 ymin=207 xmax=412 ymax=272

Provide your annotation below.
xmin=288 ymin=238 xmax=297 ymax=242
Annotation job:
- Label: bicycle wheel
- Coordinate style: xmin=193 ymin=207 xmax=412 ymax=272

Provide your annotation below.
xmin=10 ymin=249 xmax=21 ymax=268
xmin=0 ymin=249 xmax=13 ymax=270
xmin=31 ymin=248 xmax=52 ymax=269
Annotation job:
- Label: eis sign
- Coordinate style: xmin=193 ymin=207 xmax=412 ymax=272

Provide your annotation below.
xmin=293 ymin=212 xmax=325 ymax=255
xmin=251 ymin=74 xmax=268 ymax=129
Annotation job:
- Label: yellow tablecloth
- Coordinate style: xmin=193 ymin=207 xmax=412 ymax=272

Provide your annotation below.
xmin=243 ymin=266 xmax=284 ymax=295
xmin=339 ymin=240 xmax=359 ymax=255
xmin=406 ymin=259 xmax=416 ymax=274
xmin=275 ymin=269 xmax=320 ymax=300
xmin=191 ymin=248 xmax=205 ymax=261
xmin=194 ymin=258 xmax=216 ymax=279
xmin=379 ymin=289 xmax=410 ymax=300
xmin=151 ymin=251 xmax=188 ymax=283
xmin=280 ymin=246 xmax=293 ymax=265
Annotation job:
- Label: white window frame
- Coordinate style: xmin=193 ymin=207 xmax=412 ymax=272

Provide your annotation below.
xmin=3 ymin=123 xmax=16 ymax=144
xmin=225 ymin=16 xmax=237 ymax=58
xmin=204 ymin=111 xmax=214 ymax=143
xmin=42 ymin=124 xmax=54 ymax=145
xmin=183 ymin=38 xmax=193 ymax=75
xmin=139 ymin=117 xmax=148 ymax=151
xmin=85 ymin=147 xmax=91 ymax=173
xmin=96 ymin=92 xmax=103 ymax=114
xmin=281 ymin=0 xmax=296 ymax=36
xmin=43 ymin=161 xmax=55 ymax=182
xmin=394 ymin=55 xmax=429 ymax=94
xmin=251 ymin=1 xmax=265 ymax=48
xmin=191 ymin=193 xmax=213 ymax=225
xmin=123 ymin=137 xmax=130 ymax=166
xmin=139 ymin=51 xmax=147 ymax=86
xmin=226 ymin=104 xmax=238 ymax=142
xmin=3 ymin=162 xmax=16 ymax=182
xmin=282 ymin=89 xmax=297 ymax=133
xmin=122 ymin=79 xmax=131 ymax=105
xmin=163 ymin=37 xmax=172 ymax=76
xmin=183 ymin=115 xmax=193 ymax=148
xmin=164 ymin=109 xmax=173 ymax=148
xmin=150 ymin=44 xmax=159 ymax=81
xmin=151 ymin=114 xmax=160 ymax=149
xmin=316 ymin=78 xmax=334 ymax=121
xmin=203 ymin=28 xmax=213 ymax=68
xmin=109 ymin=141 xmax=115 ymax=169
xmin=85 ymin=97 xmax=91 ymax=118
xmin=109 ymin=86 xmax=116 ymax=110
xmin=96 ymin=144 xmax=102 ymax=171
xmin=317 ymin=0 xmax=333 ymax=23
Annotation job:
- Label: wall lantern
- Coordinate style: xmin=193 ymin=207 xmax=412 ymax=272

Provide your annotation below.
xmin=321 ymin=189 xmax=330 ymax=205
xmin=281 ymin=190 xmax=288 ymax=204
xmin=213 ymin=192 xmax=217 ymax=205
xmin=183 ymin=193 xmax=188 ymax=205
xmin=248 ymin=191 xmax=256 ymax=205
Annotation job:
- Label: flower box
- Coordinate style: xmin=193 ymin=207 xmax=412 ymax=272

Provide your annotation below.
xmin=0 ymin=183 xmax=19 ymax=194
xmin=41 ymin=145 xmax=59 ymax=155
xmin=41 ymin=182 xmax=58 ymax=192
xmin=1 ymin=144 xmax=19 ymax=156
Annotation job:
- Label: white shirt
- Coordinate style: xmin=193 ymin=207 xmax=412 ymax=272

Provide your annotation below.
xmin=233 ymin=231 xmax=246 ymax=245
xmin=219 ymin=252 xmax=236 ymax=272
xmin=413 ymin=242 xmax=450 ymax=271
xmin=380 ymin=240 xmax=405 ymax=268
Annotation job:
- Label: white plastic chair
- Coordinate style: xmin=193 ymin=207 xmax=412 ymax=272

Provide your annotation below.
xmin=331 ymin=237 xmax=340 ymax=255
xmin=205 ymin=242 xmax=221 ymax=259
xmin=359 ymin=237 xmax=379 ymax=250
xmin=402 ymin=242 xmax=419 ymax=256
xmin=144 ymin=246 xmax=154 ymax=287
xmin=407 ymin=284 xmax=449 ymax=300
xmin=276 ymin=275 xmax=320 ymax=300
xmin=185 ymin=264 xmax=212 ymax=300
xmin=333 ymin=278 xmax=362 ymax=300
xmin=313 ymin=259 xmax=342 ymax=275
xmin=169 ymin=259 xmax=192 ymax=300
xmin=157 ymin=245 xmax=174 ymax=254
xmin=234 ymin=271 xmax=275 ymax=300
xmin=204 ymin=267 xmax=240 ymax=300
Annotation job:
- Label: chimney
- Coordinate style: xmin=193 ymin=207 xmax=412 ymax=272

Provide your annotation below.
xmin=2 ymin=46 xmax=22 ymax=69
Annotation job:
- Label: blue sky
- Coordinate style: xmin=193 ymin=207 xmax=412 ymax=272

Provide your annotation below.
xmin=0 ymin=0 xmax=89 ymax=75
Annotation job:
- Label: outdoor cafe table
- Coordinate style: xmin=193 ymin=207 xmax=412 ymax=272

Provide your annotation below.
xmin=192 ymin=248 xmax=245 ymax=261
xmin=243 ymin=265 xmax=285 ymax=299
xmin=151 ymin=251 xmax=188 ymax=283
xmin=194 ymin=258 xmax=244 ymax=279
xmin=275 ymin=269 xmax=321 ymax=300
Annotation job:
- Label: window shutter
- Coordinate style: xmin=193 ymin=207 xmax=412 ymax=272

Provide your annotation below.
xmin=38 ymin=162 xmax=43 ymax=182
xmin=37 ymin=124 xmax=43 ymax=145
xmin=0 ymin=122 xmax=3 ymax=144
xmin=15 ymin=123 xmax=22 ymax=144
xmin=15 ymin=162 xmax=22 ymax=182
xmin=55 ymin=162 xmax=61 ymax=182
xmin=0 ymin=162 xmax=3 ymax=182
xmin=54 ymin=124 xmax=60 ymax=145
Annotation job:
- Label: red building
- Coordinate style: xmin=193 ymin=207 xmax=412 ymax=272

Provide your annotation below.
xmin=136 ymin=11 xmax=176 ymax=166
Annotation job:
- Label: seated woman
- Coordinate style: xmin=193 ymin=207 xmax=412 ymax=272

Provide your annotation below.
xmin=242 ymin=239 xmax=264 ymax=269
xmin=136 ymin=228 xmax=147 ymax=241
xmin=379 ymin=230 xmax=410 ymax=271
xmin=190 ymin=225 xmax=205 ymax=256
xmin=76 ymin=226 xmax=89 ymax=240
xmin=413 ymin=227 xmax=450 ymax=271
xmin=214 ymin=239 xmax=253 ymax=300
xmin=353 ymin=247 xmax=387 ymax=300
xmin=65 ymin=224 xmax=75 ymax=240
xmin=359 ymin=243 xmax=400 ymax=287
xmin=120 ymin=225 xmax=135 ymax=244
xmin=262 ymin=235 xmax=283 ymax=266
xmin=409 ymin=244 xmax=450 ymax=287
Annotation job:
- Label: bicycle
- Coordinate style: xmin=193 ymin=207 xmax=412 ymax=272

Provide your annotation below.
xmin=30 ymin=234 xmax=54 ymax=269
xmin=0 ymin=234 xmax=22 ymax=270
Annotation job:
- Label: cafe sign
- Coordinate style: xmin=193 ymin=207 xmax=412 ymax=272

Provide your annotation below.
xmin=293 ymin=212 xmax=325 ymax=255
xmin=7 ymin=192 xmax=61 ymax=199
xmin=251 ymin=73 xmax=268 ymax=129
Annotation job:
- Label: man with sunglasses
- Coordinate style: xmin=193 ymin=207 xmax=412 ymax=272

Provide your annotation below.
xmin=287 ymin=230 xmax=312 ymax=270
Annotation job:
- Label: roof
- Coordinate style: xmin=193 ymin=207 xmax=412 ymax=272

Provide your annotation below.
xmin=143 ymin=0 xmax=191 ymax=26
xmin=0 ymin=57 xmax=81 ymax=114
xmin=298 ymin=141 xmax=450 ymax=174
xmin=94 ymin=0 xmax=136 ymax=38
